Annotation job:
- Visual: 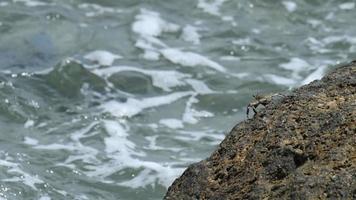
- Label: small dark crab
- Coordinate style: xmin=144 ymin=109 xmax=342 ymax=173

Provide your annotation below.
xmin=246 ymin=93 xmax=284 ymax=119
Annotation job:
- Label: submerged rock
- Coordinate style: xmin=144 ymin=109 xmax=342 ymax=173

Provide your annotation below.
xmin=108 ymin=71 xmax=160 ymax=95
xmin=45 ymin=60 xmax=106 ymax=97
xmin=165 ymin=61 xmax=356 ymax=199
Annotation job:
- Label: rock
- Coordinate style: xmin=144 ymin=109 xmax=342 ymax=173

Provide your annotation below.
xmin=45 ymin=60 xmax=106 ymax=97
xmin=165 ymin=61 xmax=356 ymax=199
xmin=108 ymin=71 xmax=160 ymax=94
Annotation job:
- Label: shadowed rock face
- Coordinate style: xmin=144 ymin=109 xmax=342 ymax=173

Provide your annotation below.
xmin=165 ymin=62 xmax=356 ymax=200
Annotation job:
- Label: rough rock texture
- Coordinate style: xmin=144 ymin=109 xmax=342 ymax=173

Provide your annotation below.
xmin=165 ymin=61 xmax=356 ymax=200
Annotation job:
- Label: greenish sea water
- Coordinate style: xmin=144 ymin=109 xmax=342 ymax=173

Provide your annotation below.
xmin=0 ymin=0 xmax=355 ymax=199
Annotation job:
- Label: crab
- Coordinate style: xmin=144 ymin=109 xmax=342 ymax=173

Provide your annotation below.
xmin=246 ymin=93 xmax=284 ymax=118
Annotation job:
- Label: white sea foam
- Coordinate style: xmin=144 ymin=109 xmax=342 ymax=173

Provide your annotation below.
xmin=75 ymin=195 xmax=89 ymax=200
xmin=197 ymin=0 xmax=228 ymax=16
xmin=263 ymin=74 xmax=297 ymax=86
xmin=325 ymin=12 xmax=335 ymax=20
xmin=24 ymin=137 xmax=39 ymax=145
xmin=69 ymin=122 xmax=99 ymax=142
xmin=160 ymin=48 xmax=227 ymax=72
xmin=280 ymin=57 xmax=311 ymax=72
xmin=145 ymin=135 xmax=182 ymax=152
xmin=2 ymin=175 xmax=43 ymax=191
xmin=36 ymin=122 xmax=47 ymax=128
xmin=84 ymin=50 xmax=122 ymax=66
xmin=221 ymin=16 xmax=233 ymax=21
xmin=183 ymin=95 xmax=214 ymax=124
xmin=132 ymin=9 xmax=179 ymax=37
xmin=38 ymin=196 xmax=51 ymax=200
xmin=159 ymin=118 xmax=184 ymax=129
xmin=20 ymin=116 xmax=187 ymax=189
xmin=0 ymin=158 xmax=18 ymax=168
xmin=132 ymin=9 xmax=180 ymax=60
xmin=175 ymin=130 xmax=225 ymax=143
xmin=322 ymin=35 xmax=356 ymax=45
xmin=24 ymin=119 xmax=35 ymax=128
xmin=0 ymin=2 xmax=9 ymax=6
xmin=13 ymin=0 xmax=47 ymax=7
xmin=103 ymin=120 xmax=138 ymax=155
xmin=185 ymin=79 xmax=214 ymax=94
xmin=64 ymin=128 xmax=100 ymax=166
xmin=220 ymin=56 xmax=241 ymax=61
xmin=301 ymin=65 xmax=327 ymax=85
xmin=93 ymin=66 xmax=190 ymax=91
xmin=117 ymin=166 xmax=183 ymax=188
xmin=134 ymin=37 xmax=167 ymax=60
xmin=78 ymin=3 xmax=122 ymax=17
xmin=32 ymin=122 xmax=100 ymax=168
xmin=130 ymin=8 xmax=228 ymax=77
xmin=83 ymin=120 xmax=185 ymax=188
xmin=339 ymin=2 xmax=355 ymax=10
xmin=142 ymin=50 xmax=160 ymax=60
xmin=222 ymin=16 xmax=237 ymax=26
xmin=181 ymin=25 xmax=201 ymax=45
xmin=231 ymin=72 xmax=250 ymax=79
xmin=118 ymin=169 xmax=157 ymax=188
xmin=100 ymin=91 xmax=192 ymax=117
xmin=279 ymin=57 xmax=312 ymax=79
xmin=0 ymin=154 xmax=44 ymax=190
xmin=232 ymin=38 xmax=251 ymax=46
xmin=306 ymin=35 xmax=356 ymax=53
xmin=34 ymin=143 xmax=76 ymax=151
xmin=305 ymin=37 xmax=330 ymax=53
xmin=282 ymin=1 xmax=297 ymax=12
xmin=266 ymin=59 xmax=328 ymax=86
xmin=307 ymin=19 xmax=322 ymax=28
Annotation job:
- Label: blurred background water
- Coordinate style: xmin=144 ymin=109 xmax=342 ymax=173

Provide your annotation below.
xmin=0 ymin=0 xmax=355 ymax=199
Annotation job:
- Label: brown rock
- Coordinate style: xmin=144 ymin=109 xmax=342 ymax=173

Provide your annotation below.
xmin=165 ymin=61 xmax=356 ymax=200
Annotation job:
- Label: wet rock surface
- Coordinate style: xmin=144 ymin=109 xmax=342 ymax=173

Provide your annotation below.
xmin=165 ymin=62 xmax=356 ymax=199
xmin=108 ymin=71 xmax=159 ymax=94
xmin=45 ymin=60 xmax=106 ymax=97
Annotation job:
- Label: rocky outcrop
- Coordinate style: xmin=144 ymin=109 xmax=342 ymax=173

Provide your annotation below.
xmin=165 ymin=61 xmax=356 ymax=199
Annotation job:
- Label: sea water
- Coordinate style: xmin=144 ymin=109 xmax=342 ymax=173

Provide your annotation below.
xmin=0 ymin=0 xmax=355 ymax=199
